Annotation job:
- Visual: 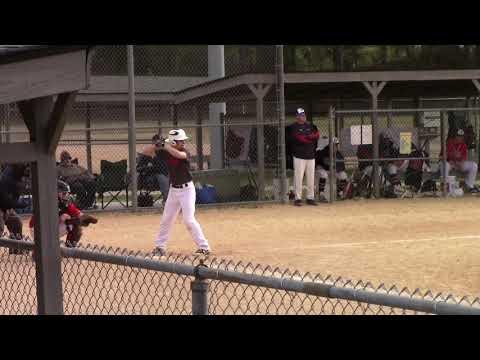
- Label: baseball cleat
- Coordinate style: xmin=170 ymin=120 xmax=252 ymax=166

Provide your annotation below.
xmin=318 ymin=194 xmax=328 ymax=203
xmin=467 ymin=185 xmax=480 ymax=194
xmin=65 ymin=240 xmax=77 ymax=248
xmin=306 ymin=199 xmax=317 ymax=206
xmin=152 ymin=247 xmax=166 ymax=257
xmin=194 ymin=249 xmax=211 ymax=256
xmin=294 ymin=200 xmax=302 ymax=206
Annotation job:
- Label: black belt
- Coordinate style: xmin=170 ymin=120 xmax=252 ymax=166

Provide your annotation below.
xmin=171 ymin=183 xmax=189 ymax=189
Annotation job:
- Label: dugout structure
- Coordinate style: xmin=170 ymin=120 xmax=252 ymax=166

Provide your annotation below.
xmin=77 ymin=46 xmax=480 ymax=205
xmin=0 ymin=45 xmax=93 ymax=314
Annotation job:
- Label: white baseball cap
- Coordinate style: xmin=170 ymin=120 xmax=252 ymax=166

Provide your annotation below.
xmin=168 ymin=129 xmax=189 ymax=142
xmin=296 ymin=108 xmax=306 ymax=116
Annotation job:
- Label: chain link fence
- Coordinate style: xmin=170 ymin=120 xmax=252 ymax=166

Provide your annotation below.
xmin=3 ymin=46 xmax=480 ymax=212
xmin=1 ymin=238 xmax=479 ymax=315
xmin=1 ymin=45 xmax=282 ymax=211
xmin=0 ymin=244 xmax=37 ymax=315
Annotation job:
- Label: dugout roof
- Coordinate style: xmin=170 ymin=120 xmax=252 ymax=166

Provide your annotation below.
xmin=79 ymin=68 xmax=480 ymax=106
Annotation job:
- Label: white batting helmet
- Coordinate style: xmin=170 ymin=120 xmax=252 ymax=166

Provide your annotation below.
xmin=167 ymin=129 xmax=189 ymax=142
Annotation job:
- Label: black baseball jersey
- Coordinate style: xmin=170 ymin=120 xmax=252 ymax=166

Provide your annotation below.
xmin=0 ymin=165 xmax=27 ymax=211
xmin=158 ymin=150 xmax=192 ymax=186
xmin=287 ymin=123 xmax=319 ymax=160
xmin=315 ymin=147 xmax=346 ymax=172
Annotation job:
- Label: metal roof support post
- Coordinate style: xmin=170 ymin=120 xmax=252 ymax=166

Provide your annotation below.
xmin=335 ymin=98 xmax=343 ymax=137
xmin=363 ymin=81 xmax=387 ymax=198
xmin=207 ymin=45 xmax=226 ymax=170
xmin=329 ymin=107 xmax=336 ymax=203
xmin=5 ymin=103 xmax=10 ymax=143
xmin=466 ymin=96 xmax=474 ymax=161
xmin=473 ymin=80 xmax=480 ymax=163
xmin=127 ymin=45 xmax=138 ymax=211
xmin=195 ymin=105 xmax=204 ymax=170
xmin=276 ymin=45 xmax=288 ymax=204
xmin=85 ymin=103 xmax=93 ymax=174
xmin=249 ymin=84 xmax=272 ymax=201
xmin=0 ymin=104 xmax=5 ymax=144
xmin=472 ymin=79 xmax=480 ymax=93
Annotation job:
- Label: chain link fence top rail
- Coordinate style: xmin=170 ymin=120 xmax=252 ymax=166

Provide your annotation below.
xmin=1 ymin=238 xmax=479 ymax=315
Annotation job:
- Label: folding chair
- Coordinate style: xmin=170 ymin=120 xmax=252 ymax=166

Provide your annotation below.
xmin=137 ymin=175 xmax=165 ymax=206
xmin=97 ymin=160 xmax=129 ymax=209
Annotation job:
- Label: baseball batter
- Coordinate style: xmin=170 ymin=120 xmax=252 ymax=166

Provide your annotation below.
xmin=152 ymin=129 xmax=211 ymax=257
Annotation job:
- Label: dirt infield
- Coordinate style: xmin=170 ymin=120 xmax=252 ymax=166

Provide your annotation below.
xmin=36 ymin=196 xmax=480 ymax=298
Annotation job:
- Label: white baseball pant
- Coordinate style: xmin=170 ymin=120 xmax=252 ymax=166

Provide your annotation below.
xmin=440 ymin=161 xmax=479 ymax=188
xmin=318 ymin=168 xmax=348 ymax=182
xmin=386 ymin=160 xmax=409 ymax=176
xmin=293 ymin=157 xmax=315 ymax=201
xmin=155 ymin=181 xmax=210 ymax=250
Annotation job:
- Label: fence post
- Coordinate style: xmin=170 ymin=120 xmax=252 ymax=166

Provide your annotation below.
xmin=220 ymin=112 xmax=226 ymax=169
xmin=5 ymin=103 xmax=10 ymax=144
xmin=440 ymin=111 xmax=448 ymax=197
xmin=127 ymin=45 xmax=138 ymax=211
xmin=276 ymin=45 xmax=288 ymax=204
xmin=256 ymin=92 xmax=266 ymax=201
xmin=476 ymin=97 xmax=480 ymax=163
xmin=85 ymin=103 xmax=93 ymax=175
xmin=372 ymin=105 xmax=380 ymax=198
xmin=191 ymin=276 xmax=209 ymax=315
xmin=329 ymin=107 xmax=336 ymax=203
xmin=0 ymin=104 xmax=4 ymax=144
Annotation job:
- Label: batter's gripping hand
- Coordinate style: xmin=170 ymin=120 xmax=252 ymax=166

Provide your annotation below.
xmin=155 ymin=137 xmax=166 ymax=149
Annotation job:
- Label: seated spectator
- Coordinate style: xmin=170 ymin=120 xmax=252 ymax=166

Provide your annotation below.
xmin=405 ymin=143 xmax=436 ymax=193
xmin=0 ymin=164 xmax=30 ymax=254
xmin=379 ymin=133 xmax=407 ymax=198
xmin=57 ymin=151 xmax=96 ymax=209
xmin=355 ymin=143 xmax=374 ymax=196
xmin=441 ymin=128 xmax=480 ymax=194
xmin=137 ymin=134 xmax=170 ymax=201
xmin=315 ymin=137 xmax=348 ymax=202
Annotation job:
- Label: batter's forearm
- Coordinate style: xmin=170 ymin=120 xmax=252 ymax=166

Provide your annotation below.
xmin=163 ymin=144 xmax=187 ymax=159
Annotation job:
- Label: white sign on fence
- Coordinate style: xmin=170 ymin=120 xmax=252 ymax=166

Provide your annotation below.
xmin=351 ymin=125 xmax=372 ymax=145
xmin=423 ymin=111 xmax=441 ymax=128
xmin=400 ymin=132 xmax=412 ymax=154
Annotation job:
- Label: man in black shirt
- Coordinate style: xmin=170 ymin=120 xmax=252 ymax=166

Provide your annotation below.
xmin=287 ymin=108 xmax=320 ymax=206
xmin=152 ymin=129 xmax=211 ymax=257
